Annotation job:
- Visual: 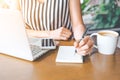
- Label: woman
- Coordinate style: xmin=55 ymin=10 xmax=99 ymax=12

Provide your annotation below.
xmin=7 ymin=0 xmax=94 ymax=55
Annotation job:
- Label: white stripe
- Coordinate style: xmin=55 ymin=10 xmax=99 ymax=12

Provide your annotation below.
xmin=43 ymin=2 xmax=47 ymax=30
xmin=66 ymin=1 xmax=71 ymax=29
xmin=21 ymin=0 xmax=24 ymax=19
xmin=50 ymin=0 xmax=54 ymax=30
xmin=27 ymin=0 xmax=33 ymax=29
xmin=55 ymin=0 xmax=58 ymax=29
xmin=64 ymin=2 xmax=69 ymax=27
xmin=35 ymin=1 xmax=40 ymax=30
xmin=47 ymin=0 xmax=51 ymax=30
xmin=24 ymin=0 xmax=28 ymax=25
xmin=40 ymin=4 xmax=44 ymax=30
xmin=59 ymin=0 xmax=62 ymax=27
xmin=31 ymin=0 xmax=36 ymax=30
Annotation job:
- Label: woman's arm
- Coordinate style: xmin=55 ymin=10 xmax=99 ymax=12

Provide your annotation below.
xmin=26 ymin=26 xmax=71 ymax=40
xmin=69 ymin=0 xmax=85 ymax=41
xmin=69 ymin=0 xmax=94 ymax=55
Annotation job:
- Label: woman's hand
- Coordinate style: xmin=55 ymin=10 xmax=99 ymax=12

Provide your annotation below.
xmin=74 ymin=36 xmax=94 ymax=56
xmin=50 ymin=27 xmax=72 ymax=40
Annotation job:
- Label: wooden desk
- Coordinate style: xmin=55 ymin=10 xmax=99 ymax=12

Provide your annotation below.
xmin=0 ymin=40 xmax=120 ymax=80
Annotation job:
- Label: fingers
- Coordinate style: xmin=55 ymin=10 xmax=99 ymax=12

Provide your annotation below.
xmin=60 ymin=33 xmax=71 ymax=40
xmin=59 ymin=27 xmax=72 ymax=40
xmin=51 ymin=27 xmax=72 ymax=40
xmin=75 ymin=36 xmax=94 ymax=56
xmin=54 ymin=40 xmax=60 ymax=46
xmin=62 ymin=27 xmax=71 ymax=34
xmin=74 ymin=41 xmax=79 ymax=48
xmin=77 ymin=44 xmax=93 ymax=56
xmin=62 ymin=27 xmax=72 ymax=36
xmin=79 ymin=36 xmax=93 ymax=50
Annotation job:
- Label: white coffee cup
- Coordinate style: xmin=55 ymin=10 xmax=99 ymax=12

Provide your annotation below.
xmin=90 ymin=30 xmax=119 ymax=55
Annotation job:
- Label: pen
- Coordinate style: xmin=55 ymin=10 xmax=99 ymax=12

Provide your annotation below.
xmin=75 ymin=27 xmax=89 ymax=55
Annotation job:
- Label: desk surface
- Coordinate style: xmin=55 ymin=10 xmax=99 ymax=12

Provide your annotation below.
xmin=0 ymin=41 xmax=120 ymax=80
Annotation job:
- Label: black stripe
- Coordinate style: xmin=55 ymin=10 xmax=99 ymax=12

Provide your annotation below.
xmin=63 ymin=0 xmax=67 ymax=26
xmin=57 ymin=0 xmax=59 ymax=29
xmin=45 ymin=0 xmax=48 ymax=30
xmin=46 ymin=39 xmax=48 ymax=46
xmin=53 ymin=0 xmax=56 ymax=30
xmin=51 ymin=39 xmax=54 ymax=46
xmin=61 ymin=0 xmax=64 ymax=26
xmin=42 ymin=39 xmax=44 ymax=46
xmin=65 ymin=1 xmax=69 ymax=28
xmin=49 ymin=0 xmax=52 ymax=30
xmin=65 ymin=10 xmax=69 ymax=29
xmin=62 ymin=0 xmax=65 ymax=26
xmin=67 ymin=21 xmax=71 ymax=30
xmin=49 ymin=39 xmax=51 ymax=46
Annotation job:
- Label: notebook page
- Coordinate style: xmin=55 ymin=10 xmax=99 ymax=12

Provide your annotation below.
xmin=56 ymin=46 xmax=83 ymax=63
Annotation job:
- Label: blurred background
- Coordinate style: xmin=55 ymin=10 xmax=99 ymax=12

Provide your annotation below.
xmin=81 ymin=0 xmax=120 ymax=34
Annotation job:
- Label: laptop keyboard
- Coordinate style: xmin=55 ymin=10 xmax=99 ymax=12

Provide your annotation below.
xmin=30 ymin=45 xmax=43 ymax=55
xmin=41 ymin=38 xmax=55 ymax=47
xmin=29 ymin=38 xmax=51 ymax=59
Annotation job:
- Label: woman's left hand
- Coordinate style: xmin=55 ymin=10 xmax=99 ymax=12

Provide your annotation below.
xmin=74 ymin=36 xmax=94 ymax=56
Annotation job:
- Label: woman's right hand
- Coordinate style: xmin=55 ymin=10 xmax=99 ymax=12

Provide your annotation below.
xmin=50 ymin=27 xmax=72 ymax=40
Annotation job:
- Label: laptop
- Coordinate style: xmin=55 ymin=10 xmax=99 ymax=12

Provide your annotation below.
xmin=0 ymin=8 xmax=55 ymax=61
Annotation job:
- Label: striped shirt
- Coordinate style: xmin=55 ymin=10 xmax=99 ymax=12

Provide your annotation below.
xmin=20 ymin=0 xmax=72 ymax=33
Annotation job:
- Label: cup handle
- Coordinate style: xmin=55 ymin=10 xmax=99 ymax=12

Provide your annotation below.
xmin=90 ymin=33 xmax=98 ymax=49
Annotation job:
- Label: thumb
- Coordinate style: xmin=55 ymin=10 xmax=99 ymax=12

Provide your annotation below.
xmin=74 ymin=41 xmax=79 ymax=48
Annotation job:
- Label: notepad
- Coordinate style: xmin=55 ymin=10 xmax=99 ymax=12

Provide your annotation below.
xmin=56 ymin=46 xmax=83 ymax=63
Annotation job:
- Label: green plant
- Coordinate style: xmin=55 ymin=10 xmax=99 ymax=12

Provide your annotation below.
xmin=81 ymin=0 xmax=90 ymax=12
xmin=93 ymin=0 xmax=120 ymax=29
